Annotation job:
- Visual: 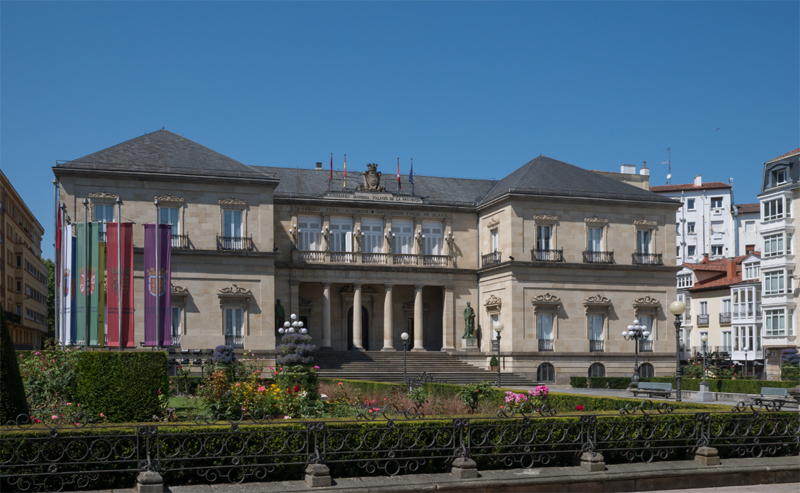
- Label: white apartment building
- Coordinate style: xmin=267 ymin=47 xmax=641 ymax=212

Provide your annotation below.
xmin=651 ymin=176 xmax=735 ymax=265
xmin=757 ymin=147 xmax=800 ymax=380
xmin=735 ymin=203 xmax=760 ymax=256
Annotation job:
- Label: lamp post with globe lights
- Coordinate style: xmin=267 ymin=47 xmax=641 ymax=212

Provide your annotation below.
xmin=493 ymin=320 xmax=504 ymax=387
xmin=622 ymin=319 xmax=650 ymax=385
xmin=278 ymin=313 xmax=308 ymax=336
xmin=669 ymin=300 xmax=686 ymax=402
xmin=401 ymin=332 xmax=410 ymax=391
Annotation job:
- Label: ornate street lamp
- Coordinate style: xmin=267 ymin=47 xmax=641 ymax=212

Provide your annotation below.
xmin=623 ymin=319 xmax=651 ymax=385
xmin=700 ymin=334 xmax=709 ymax=386
xmin=669 ymin=300 xmax=687 ymax=402
xmin=401 ymin=332 xmax=410 ymax=391
xmin=493 ymin=320 xmax=504 ymax=387
xmin=278 ymin=313 xmax=307 ymax=335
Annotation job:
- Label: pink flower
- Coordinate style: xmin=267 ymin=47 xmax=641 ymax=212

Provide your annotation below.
xmin=158 ymin=390 xmax=162 ymax=395
xmin=99 ymin=413 xmax=105 ymax=418
xmin=383 ymin=398 xmax=387 ymax=401
xmin=34 ymin=351 xmax=40 ymax=356
xmin=19 ymin=354 xmax=23 ymax=357
xmin=51 ymin=415 xmax=58 ymax=420
xmin=313 ymin=365 xmax=320 ymax=370
xmin=66 ymin=403 xmax=72 ymax=406
xmin=338 ymin=382 xmax=343 ymax=386
xmin=235 ymin=383 xmax=241 ymax=387
xmin=258 ymin=386 xmax=266 ymax=392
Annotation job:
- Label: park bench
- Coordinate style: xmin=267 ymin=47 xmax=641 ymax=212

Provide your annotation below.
xmin=631 ymin=382 xmax=673 ymax=398
xmin=756 ymin=387 xmax=792 ymax=402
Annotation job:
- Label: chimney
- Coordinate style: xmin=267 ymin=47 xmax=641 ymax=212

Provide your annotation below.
xmin=702 ymin=253 xmax=709 ymax=264
xmin=727 ymin=258 xmax=737 ymax=279
xmin=315 ymin=162 xmax=323 ymax=170
xmin=639 ymin=161 xmax=650 ymax=176
xmin=694 ymin=175 xmax=702 ymax=186
xmin=620 ymin=164 xmax=636 ymax=174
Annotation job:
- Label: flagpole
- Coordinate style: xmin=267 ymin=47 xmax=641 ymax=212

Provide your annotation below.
xmin=53 ymin=179 xmax=59 ymax=346
xmin=154 ymin=199 xmax=160 ymax=352
xmin=61 ymin=204 xmax=67 ymax=346
xmin=116 ymin=197 xmax=122 ymax=352
xmin=82 ymin=198 xmax=89 ymax=350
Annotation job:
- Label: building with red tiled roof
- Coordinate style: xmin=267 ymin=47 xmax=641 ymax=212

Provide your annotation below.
xmin=735 ymin=203 xmax=760 ymax=257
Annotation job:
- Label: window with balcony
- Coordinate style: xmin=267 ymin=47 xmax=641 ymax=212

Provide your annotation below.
xmin=490 ymin=228 xmax=499 ymax=252
xmin=330 ymin=218 xmax=353 ymax=253
xmin=763 ymin=198 xmax=784 ymax=221
xmin=298 ymin=216 xmax=321 ymax=251
xmin=720 ymin=298 xmax=731 ymax=324
xmin=224 ymin=307 xmax=244 ymax=348
xmin=94 ymin=204 xmax=115 ymax=241
xmin=362 ymin=219 xmax=385 ymax=254
xmin=763 ymin=234 xmax=784 ymax=257
xmin=537 ymin=313 xmax=554 ymax=351
xmin=392 ymin=219 xmax=413 ymax=254
xmin=587 ymin=227 xmax=602 ymax=252
xmin=721 ymin=331 xmax=732 ymax=353
xmin=764 ymin=270 xmax=786 ymax=295
xmin=697 ymin=301 xmax=709 ymax=325
xmin=171 ymin=306 xmax=182 ymax=347
xmin=687 ymin=222 xmax=696 ymax=234
xmin=422 ymin=221 xmax=443 ymax=255
xmin=765 ymin=309 xmax=785 ymax=336
xmin=588 ymin=314 xmax=604 ymax=351
xmin=711 ymin=197 xmax=723 ymax=209
xmin=160 ymin=207 xmax=185 ymax=248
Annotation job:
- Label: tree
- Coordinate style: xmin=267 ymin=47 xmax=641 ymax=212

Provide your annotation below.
xmin=43 ymin=258 xmax=55 ymax=343
xmin=0 ymin=309 xmax=29 ymax=424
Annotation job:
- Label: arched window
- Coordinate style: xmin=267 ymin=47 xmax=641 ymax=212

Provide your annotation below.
xmin=639 ymin=363 xmax=655 ymax=378
xmin=588 ymin=363 xmax=605 ymax=377
xmin=537 ymin=363 xmax=555 ymax=383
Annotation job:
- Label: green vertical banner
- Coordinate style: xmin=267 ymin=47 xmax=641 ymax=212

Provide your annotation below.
xmin=97 ymin=243 xmax=106 ymax=346
xmin=75 ymin=223 xmax=100 ymax=346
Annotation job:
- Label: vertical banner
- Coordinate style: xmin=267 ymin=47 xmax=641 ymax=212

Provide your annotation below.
xmin=106 ymin=223 xmax=134 ymax=348
xmin=75 ymin=223 xmax=100 ymax=345
xmin=60 ymin=224 xmax=74 ymax=346
xmin=96 ymin=244 xmax=106 ymax=346
xmin=144 ymin=224 xmax=172 ymax=346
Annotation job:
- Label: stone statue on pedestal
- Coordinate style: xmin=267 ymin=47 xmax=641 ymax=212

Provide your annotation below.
xmin=463 ymin=302 xmax=476 ymax=338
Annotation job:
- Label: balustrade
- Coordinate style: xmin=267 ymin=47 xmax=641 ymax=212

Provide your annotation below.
xmin=294 ymin=251 xmax=452 ymax=267
xmin=482 ymin=251 xmax=502 ymax=267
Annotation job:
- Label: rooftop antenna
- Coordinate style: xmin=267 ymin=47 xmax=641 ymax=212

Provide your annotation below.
xmin=661 ymin=147 xmax=671 ymax=185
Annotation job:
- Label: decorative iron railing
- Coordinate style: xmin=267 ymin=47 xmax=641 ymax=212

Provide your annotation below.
xmin=538 ymin=339 xmax=553 ymax=351
xmin=632 ymin=253 xmax=663 ymax=265
xmin=583 ymin=250 xmax=614 ymax=264
xmin=171 ymin=234 xmax=189 ymax=249
xmin=697 ymin=314 xmax=710 ymax=325
xmin=589 ymin=340 xmax=604 ymax=352
xmin=216 ymin=235 xmax=254 ymax=251
xmin=719 ymin=313 xmax=732 ymax=324
xmin=482 ymin=251 xmax=502 ymax=267
xmin=532 ymin=249 xmax=564 ymax=262
xmin=639 ymin=340 xmax=653 ymax=352
xmin=225 ymin=335 xmax=244 ymax=349
xmin=2 ymin=400 xmax=796 ymax=492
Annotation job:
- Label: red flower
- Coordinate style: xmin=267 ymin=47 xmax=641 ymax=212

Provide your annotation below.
xmin=294 ymin=385 xmax=300 ymax=393
xmin=575 ymin=405 xmax=584 ymax=411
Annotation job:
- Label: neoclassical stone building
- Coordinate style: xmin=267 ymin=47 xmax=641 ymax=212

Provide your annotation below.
xmin=54 ymin=130 xmax=681 ymax=384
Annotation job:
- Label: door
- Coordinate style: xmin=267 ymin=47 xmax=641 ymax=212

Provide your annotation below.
xmin=347 ymin=305 xmax=369 ymax=350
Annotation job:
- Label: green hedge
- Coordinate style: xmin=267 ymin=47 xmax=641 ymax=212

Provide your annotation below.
xmin=75 ymin=352 xmax=169 ymax=422
xmin=1 ymin=310 xmax=28 ymax=423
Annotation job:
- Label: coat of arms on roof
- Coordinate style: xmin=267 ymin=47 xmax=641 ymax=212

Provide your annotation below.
xmin=356 ymin=164 xmax=386 ymax=192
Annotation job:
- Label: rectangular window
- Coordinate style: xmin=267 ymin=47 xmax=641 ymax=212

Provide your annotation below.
xmin=744 ymin=221 xmax=755 ymax=233
xmin=587 ymin=227 xmax=603 ymax=252
xmin=764 ymin=270 xmax=786 ymax=295
xmin=711 ymin=245 xmax=723 ymax=256
xmin=763 ymin=199 xmax=784 ymax=221
xmin=639 ymin=314 xmax=653 ymax=340
xmin=160 ymin=207 xmax=180 ymax=234
xmin=774 ymin=169 xmax=787 ymax=185
xmin=765 ymin=309 xmax=786 ymax=336
xmin=710 ymin=221 xmax=724 ymax=235
xmin=537 ymin=225 xmax=551 ymax=250
xmin=171 ymin=307 xmax=181 ymax=339
xmin=711 ymin=197 xmax=723 ymax=209
xmin=537 ymin=313 xmax=553 ymax=340
xmin=225 ymin=307 xmax=244 ymax=337
xmin=688 ymin=245 xmax=696 ymax=257
xmin=789 ymin=309 xmax=795 ymax=336
xmin=722 ymin=331 xmax=732 ymax=351
xmin=687 ymin=222 xmax=696 ymax=234
xmin=677 ymin=274 xmax=693 ymax=288
xmin=421 ymin=221 xmax=443 ymax=255
xmin=687 ymin=199 xmax=696 ymax=210
xmin=298 ymin=216 xmax=321 ymax=251
xmin=763 ymin=233 xmax=784 ymax=257
xmin=637 ymin=230 xmax=651 ymax=254
xmin=223 ymin=210 xmax=243 ymax=238
xmin=721 ymin=298 xmax=731 ymax=315
xmin=362 ymin=218 xmax=385 ymax=253
xmin=491 ymin=229 xmax=499 ymax=252
xmin=329 ymin=218 xmax=353 ymax=252
xmin=392 ymin=219 xmax=413 ymax=254
xmin=743 ymin=262 xmax=759 ymax=280
xmin=699 ymin=301 xmax=708 ymax=315
xmin=588 ymin=314 xmax=604 ymax=341
xmin=94 ymin=203 xmax=115 ymax=223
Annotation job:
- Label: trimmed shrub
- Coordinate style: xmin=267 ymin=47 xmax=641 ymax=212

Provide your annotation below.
xmin=275 ymin=334 xmax=316 ymax=365
xmin=0 ymin=310 xmax=29 ymax=423
xmin=74 ymin=352 xmax=169 ymax=422
xmin=640 ymin=377 xmax=797 ymax=394
xmin=570 ymin=376 xmax=588 ymax=388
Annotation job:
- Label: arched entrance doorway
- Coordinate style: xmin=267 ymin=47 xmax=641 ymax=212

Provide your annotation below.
xmin=347 ymin=306 xmax=369 ymax=350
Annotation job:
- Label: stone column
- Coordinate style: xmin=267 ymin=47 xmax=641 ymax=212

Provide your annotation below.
xmin=322 ymin=281 xmax=332 ymax=350
xmin=352 ymin=282 xmax=364 ymax=350
xmin=289 ymin=280 xmax=300 ymax=318
xmin=442 ymin=284 xmax=455 ymax=351
xmin=382 ymin=283 xmax=396 ymax=351
xmin=413 ymin=284 xmax=426 ymax=351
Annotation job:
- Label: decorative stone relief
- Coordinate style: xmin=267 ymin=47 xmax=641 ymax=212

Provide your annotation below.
xmin=340 ymin=284 xmax=378 ymax=294
xmin=532 ymin=293 xmax=561 ymax=304
xmin=584 ymin=216 xmax=608 ymax=224
xmin=219 ymin=197 xmax=247 ymax=206
xmin=300 ymin=298 xmax=313 ymax=306
xmin=634 ymin=219 xmax=657 ymax=226
xmin=583 ymin=294 xmax=612 ymax=307
xmin=88 ymin=191 xmax=119 ymax=199
xmin=171 ymin=282 xmax=188 ymax=296
xmin=532 ymin=214 xmax=558 ymax=221
xmin=218 ymin=284 xmax=252 ymax=296
xmin=356 ymin=164 xmax=386 ymax=192
xmin=484 ymin=294 xmax=502 ymax=316
xmin=632 ymin=295 xmax=661 ymax=308
xmin=485 ymin=217 xmax=500 ymax=229
xmin=155 ymin=194 xmax=185 ymax=203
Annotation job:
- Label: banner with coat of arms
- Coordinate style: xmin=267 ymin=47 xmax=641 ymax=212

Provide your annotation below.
xmin=59 ymin=224 xmax=77 ymax=346
xmin=106 ymin=223 xmax=135 ymax=348
xmin=144 ymin=223 xmax=172 ymax=346
xmin=75 ymin=222 xmax=100 ymax=345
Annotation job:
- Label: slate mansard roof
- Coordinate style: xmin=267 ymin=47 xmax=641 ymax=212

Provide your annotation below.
xmin=54 ymin=129 xmax=677 ymax=208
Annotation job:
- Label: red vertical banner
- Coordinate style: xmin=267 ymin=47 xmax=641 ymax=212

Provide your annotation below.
xmin=106 ymin=223 xmax=134 ymax=347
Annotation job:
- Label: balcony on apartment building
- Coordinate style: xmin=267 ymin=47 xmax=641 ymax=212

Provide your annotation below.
xmin=583 ymin=251 xmax=614 ymax=264
xmin=481 ymin=251 xmax=502 ymax=267
xmin=217 ymin=235 xmax=254 ymax=252
xmin=531 ymin=249 xmax=564 ymax=262
xmin=631 ymin=253 xmax=663 ymax=265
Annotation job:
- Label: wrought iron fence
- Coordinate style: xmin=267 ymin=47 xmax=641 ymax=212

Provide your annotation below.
xmin=171 ymin=234 xmax=189 ymax=249
xmin=697 ymin=314 xmax=710 ymax=325
xmin=482 ymin=251 xmax=502 ymax=267
xmin=2 ymin=400 xmax=797 ymax=492
xmin=171 ymin=335 xmax=181 ymax=348
xmin=639 ymin=340 xmax=653 ymax=352
xmin=632 ymin=253 xmax=663 ymax=265
xmin=531 ymin=249 xmax=564 ymax=262
xmin=217 ymin=235 xmax=254 ymax=251
xmin=719 ymin=313 xmax=732 ymax=324
xmin=225 ymin=335 xmax=244 ymax=349
xmin=583 ymin=251 xmax=614 ymax=264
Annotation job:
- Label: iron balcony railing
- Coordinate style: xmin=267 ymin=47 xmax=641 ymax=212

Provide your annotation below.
xmin=632 ymin=253 xmax=663 ymax=265
xmin=719 ymin=312 xmax=732 ymax=324
xmin=589 ymin=340 xmax=604 ymax=352
xmin=719 ymin=345 xmax=732 ymax=353
xmin=171 ymin=234 xmax=189 ymax=249
xmin=225 ymin=335 xmax=244 ymax=349
xmin=4 ymin=310 xmax=21 ymax=324
xmin=583 ymin=251 xmax=614 ymax=264
xmin=217 ymin=235 xmax=254 ymax=251
xmin=532 ymin=248 xmax=564 ymax=262
xmin=697 ymin=314 xmax=709 ymax=325
xmin=482 ymin=251 xmax=502 ymax=267
xmin=171 ymin=335 xmax=181 ymax=348
xmin=538 ymin=339 xmax=554 ymax=351
xmin=639 ymin=340 xmax=653 ymax=352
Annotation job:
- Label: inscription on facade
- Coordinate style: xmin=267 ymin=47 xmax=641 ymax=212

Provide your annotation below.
xmin=322 ymin=191 xmax=423 ymax=204
xmin=296 ymin=204 xmax=446 ymax=218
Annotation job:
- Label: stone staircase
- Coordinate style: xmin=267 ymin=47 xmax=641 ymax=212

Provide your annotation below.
xmin=314 ymin=351 xmax=537 ymax=387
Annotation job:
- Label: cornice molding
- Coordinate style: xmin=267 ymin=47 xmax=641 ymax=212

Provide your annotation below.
xmin=584 ymin=216 xmax=608 ymax=224
xmin=634 ymin=218 xmax=658 ymax=226
xmin=88 ymin=191 xmax=119 ymax=199
xmin=532 ymin=213 xmax=558 ymax=221
xmin=155 ymin=193 xmax=185 ymax=203
xmin=219 ymin=197 xmax=247 ymax=206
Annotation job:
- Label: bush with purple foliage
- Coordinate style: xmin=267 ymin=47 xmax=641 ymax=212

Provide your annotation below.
xmin=275 ymin=334 xmax=316 ymax=366
xmin=211 ymin=345 xmax=236 ymax=365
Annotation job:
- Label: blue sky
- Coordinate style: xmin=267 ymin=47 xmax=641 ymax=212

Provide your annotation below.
xmin=2 ymin=1 xmax=798 ymax=260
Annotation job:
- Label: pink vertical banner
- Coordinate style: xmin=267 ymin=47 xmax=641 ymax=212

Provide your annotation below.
xmin=144 ymin=223 xmax=172 ymax=346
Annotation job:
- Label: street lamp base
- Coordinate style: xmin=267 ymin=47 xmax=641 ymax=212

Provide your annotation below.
xmin=695 ymin=382 xmax=714 ymax=403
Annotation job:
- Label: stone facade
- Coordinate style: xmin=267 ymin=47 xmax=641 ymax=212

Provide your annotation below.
xmin=53 ymin=130 xmax=681 ymax=384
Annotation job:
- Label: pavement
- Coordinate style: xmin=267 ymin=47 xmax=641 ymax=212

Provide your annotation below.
xmin=656 ymin=486 xmax=800 ymax=493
